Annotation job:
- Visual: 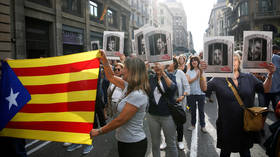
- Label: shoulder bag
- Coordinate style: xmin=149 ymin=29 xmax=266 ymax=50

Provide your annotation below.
xmin=226 ymin=78 xmax=268 ymax=132
xmin=156 ymin=79 xmax=186 ymax=124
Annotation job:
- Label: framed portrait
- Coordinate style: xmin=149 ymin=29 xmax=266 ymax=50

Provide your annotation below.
xmin=144 ymin=28 xmax=172 ymax=63
xmin=242 ymin=31 xmax=272 ymax=73
xmin=103 ymin=31 xmax=124 ymax=59
xmin=134 ymin=29 xmax=147 ymax=61
xmin=204 ymin=36 xmax=234 ymax=77
xmin=90 ymin=41 xmax=100 ymax=50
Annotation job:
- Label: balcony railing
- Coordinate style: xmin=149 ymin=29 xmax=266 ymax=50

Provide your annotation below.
xmin=255 ymin=10 xmax=280 ymax=18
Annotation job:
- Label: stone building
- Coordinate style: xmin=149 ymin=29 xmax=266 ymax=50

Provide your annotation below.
xmin=0 ymin=0 xmax=132 ymax=59
xmin=207 ymin=0 xmax=280 ymax=51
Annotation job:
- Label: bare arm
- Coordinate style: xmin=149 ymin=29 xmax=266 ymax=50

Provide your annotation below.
xmin=263 ymin=63 xmax=276 ymax=93
xmin=90 ymin=103 xmax=138 ymax=138
xmin=100 ymin=50 xmax=125 ymax=90
xmin=186 ymin=70 xmax=200 ymax=84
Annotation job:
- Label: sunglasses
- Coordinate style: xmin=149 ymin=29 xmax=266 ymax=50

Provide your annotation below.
xmin=115 ymin=68 xmax=121 ymax=72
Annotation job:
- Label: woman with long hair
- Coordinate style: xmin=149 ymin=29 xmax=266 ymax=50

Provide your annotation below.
xmin=200 ymin=53 xmax=275 ymax=157
xmin=186 ymin=56 xmax=207 ymax=133
xmin=90 ymin=50 xmax=150 ymax=157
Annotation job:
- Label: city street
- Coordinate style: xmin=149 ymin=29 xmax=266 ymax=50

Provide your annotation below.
xmin=27 ymin=95 xmax=277 ymax=157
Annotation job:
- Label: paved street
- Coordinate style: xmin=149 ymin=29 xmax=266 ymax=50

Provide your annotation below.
xmin=28 ymin=95 xmax=277 ymax=157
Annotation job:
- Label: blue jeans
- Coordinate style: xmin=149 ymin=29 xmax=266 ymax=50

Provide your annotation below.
xmin=187 ymin=95 xmax=206 ymax=127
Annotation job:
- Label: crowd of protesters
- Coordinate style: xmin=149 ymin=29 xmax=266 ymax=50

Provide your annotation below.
xmin=1 ymin=44 xmax=279 ymax=157
xmin=87 ymin=44 xmax=280 ymax=157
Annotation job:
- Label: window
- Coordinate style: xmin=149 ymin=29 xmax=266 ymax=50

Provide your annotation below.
xmin=107 ymin=9 xmax=114 ymax=25
xmin=259 ymin=0 xmax=274 ymax=12
xmin=90 ymin=1 xmax=98 ymax=18
xmin=122 ymin=15 xmax=127 ymax=31
xmin=161 ymin=17 xmax=164 ymax=25
xmin=62 ymin=0 xmax=81 ymax=16
xmin=107 ymin=9 xmax=117 ymax=28
xmin=238 ymin=2 xmax=248 ymax=17
xmin=28 ymin=0 xmax=51 ymax=7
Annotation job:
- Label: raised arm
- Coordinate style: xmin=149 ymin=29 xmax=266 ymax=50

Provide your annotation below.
xmin=199 ymin=61 xmax=207 ymax=92
xmin=100 ymin=50 xmax=125 ymax=90
xmin=263 ymin=63 xmax=276 ymax=93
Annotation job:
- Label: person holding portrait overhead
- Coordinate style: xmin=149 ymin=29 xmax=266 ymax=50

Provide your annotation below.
xmin=248 ymin=38 xmax=266 ymax=61
xmin=199 ymin=53 xmax=276 ymax=157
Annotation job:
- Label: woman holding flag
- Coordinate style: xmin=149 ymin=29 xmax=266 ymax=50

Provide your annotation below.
xmin=90 ymin=50 xmax=150 ymax=157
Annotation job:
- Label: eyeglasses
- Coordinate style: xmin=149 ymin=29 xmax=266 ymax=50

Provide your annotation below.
xmin=115 ymin=68 xmax=121 ymax=72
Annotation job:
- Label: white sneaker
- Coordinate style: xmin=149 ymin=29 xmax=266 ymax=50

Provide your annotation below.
xmin=201 ymin=127 xmax=208 ymax=133
xmin=63 ymin=142 xmax=72 ymax=147
xmin=178 ymin=142 xmax=184 ymax=150
xmin=188 ymin=126 xmax=195 ymax=131
xmin=160 ymin=142 xmax=167 ymax=150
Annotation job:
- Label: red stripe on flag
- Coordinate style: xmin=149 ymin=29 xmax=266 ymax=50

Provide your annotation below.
xmin=25 ymin=79 xmax=98 ymax=94
xmin=12 ymin=58 xmax=100 ymax=76
xmin=20 ymin=101 xmax=95 ymax=113
xmin=6 ymin=121 xmax=93 ymax=134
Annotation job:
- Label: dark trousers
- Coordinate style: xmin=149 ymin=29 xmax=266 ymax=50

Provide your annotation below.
xmin=187 ymin=95 xmax=206 ymax=127
xmin=0 ymin=137 xmax=27 ymax=157
xmin=177 ymin=123 xmax=183 ymax=142
xmin=118 ymin=138 xmax=147 ymax=157
xmin=93 ymin=101 xmax=106 ymax=129
xmin=262 ymin=92 xmax=280 ymax=111
xmin=220 ymin=149 xmax=251 ymax=157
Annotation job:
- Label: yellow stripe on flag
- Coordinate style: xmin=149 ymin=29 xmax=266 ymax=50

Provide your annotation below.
xmin=10 ymin=112 xmax=94 ymax=123
xmin=28 ymin=90 xmax=97 ymax=104
xmin=8 ymin=50 xmax=100 ymax=68
xmin=0 ymin=128 xmax=92 ymax=145
xmin=18 ymin=68 xmax=99 ymax=86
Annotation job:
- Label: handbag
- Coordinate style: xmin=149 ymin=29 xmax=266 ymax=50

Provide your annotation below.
xmin=156 ymin=79 xmax=186 ymax=124
xmin=226 ymin=78 xmax=268 ymax=132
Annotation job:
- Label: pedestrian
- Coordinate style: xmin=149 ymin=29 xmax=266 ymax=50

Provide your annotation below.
xmin=261 ymin=45 xmax=280 ymax=111
xmin=147 ymin=62 xmax=178 ymax=157
xmin=178 ymin=55 xmax=188 ymax=73
xmin=164 ymin=57 xmax=190 ymax=150
xmin=200 ymin=53 xmax=275 ymax=157
xmin=186 ymin=56 xmax=207 ymax=133
xmin=90 ymin=50 xmax=149 ymax=157
xmin=106 ymin=63 xmax=124 ymax=118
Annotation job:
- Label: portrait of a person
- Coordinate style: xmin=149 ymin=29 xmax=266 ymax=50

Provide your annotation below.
xmin=149 ymin=33 xmax=167 ymax=56
xmin=91 ymin=42 xmax=99 ymax=50
xmin=248 ymin=38 xmax=267 ymax=61
xmin=106 ymin=36 xmax=120 ymax=52
xmin=137 ymin=34 xmax=145 ymax=55
xmin=213 ymin=49 xmax=223 ymax=65
xmin=208 ymin=43 xmax=228 ymax=66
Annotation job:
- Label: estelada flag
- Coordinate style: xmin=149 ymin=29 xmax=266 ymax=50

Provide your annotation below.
xmin=0 ymin=50 xmax=100 ymax=145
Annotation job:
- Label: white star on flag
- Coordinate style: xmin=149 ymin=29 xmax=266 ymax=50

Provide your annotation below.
xmin=6 ymin=88 xmax=20 ymax=110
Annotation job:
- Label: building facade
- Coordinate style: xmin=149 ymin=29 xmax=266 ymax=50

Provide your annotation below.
xmin=207 ymin=0 xmax=280 ymax=51
xmin=206 ymin=0 xmax=227 ymax=37
xmin=1 ymin=0 xmax=132 ymax=60
xmin=0 ymin=0 xmax=12 ymax=60
xmin=163 ymin=0 xmax=189 ymax=55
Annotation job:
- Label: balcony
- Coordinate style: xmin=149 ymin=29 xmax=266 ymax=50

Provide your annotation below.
xmin=255 ymin=10 xmax=280 ymax=20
